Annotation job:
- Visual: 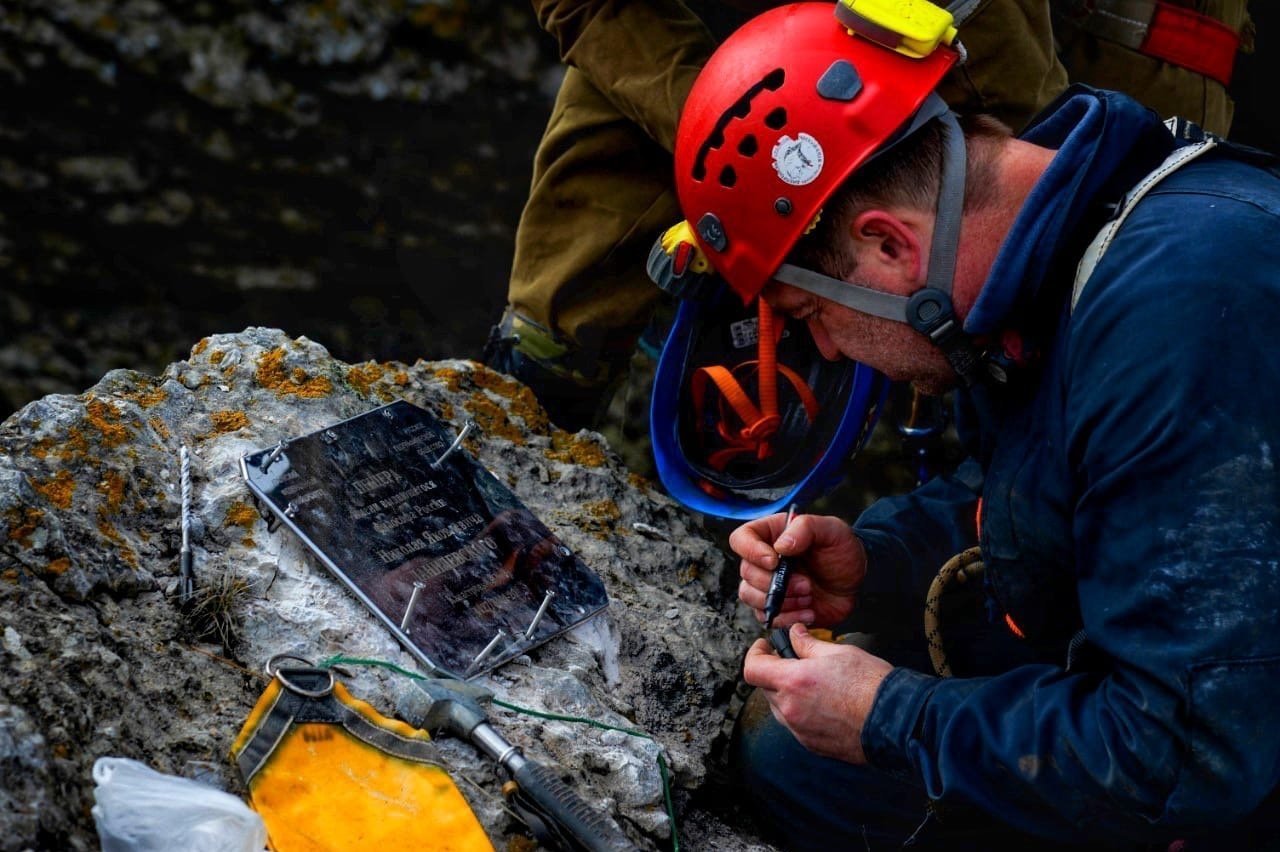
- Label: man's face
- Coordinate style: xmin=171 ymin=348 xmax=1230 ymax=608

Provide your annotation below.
xmin=761 ymin=281 xmax=956 ymax=395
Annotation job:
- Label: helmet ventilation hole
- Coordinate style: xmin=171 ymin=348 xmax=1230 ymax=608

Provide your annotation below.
xmin=719 ymin=166 xmax=737 ymax=187
xmin=690 ymin=69 xmax=786 ymax=183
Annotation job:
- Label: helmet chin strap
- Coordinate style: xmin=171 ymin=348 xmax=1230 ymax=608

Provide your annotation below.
xmin=773 ymin=97 xmax=991 ymax=387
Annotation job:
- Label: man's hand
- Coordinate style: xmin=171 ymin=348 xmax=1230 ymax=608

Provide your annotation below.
xmin=730 ymin=512 xmax=867 ymax=628
xmin=744 ymin=624 xmax=892 ymax=764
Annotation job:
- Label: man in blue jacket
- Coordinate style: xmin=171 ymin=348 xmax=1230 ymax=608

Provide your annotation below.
xmin=653 ymin=4 xmax=1280 ymax=848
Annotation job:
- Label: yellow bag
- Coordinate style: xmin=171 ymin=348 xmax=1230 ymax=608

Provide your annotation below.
xmin=231 ymin=658 xmax=493 ymax=851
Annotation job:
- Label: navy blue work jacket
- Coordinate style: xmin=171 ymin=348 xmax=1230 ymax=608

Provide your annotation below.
xmin=853 ymin=88 xmax=1280 ymax=843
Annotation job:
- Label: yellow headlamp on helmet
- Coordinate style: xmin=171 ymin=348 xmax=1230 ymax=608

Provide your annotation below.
xmin=835 ymin=0 xmax=958 ymax=59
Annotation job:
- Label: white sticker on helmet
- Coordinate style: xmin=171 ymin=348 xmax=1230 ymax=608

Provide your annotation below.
xmin=772 ymin=133 xmax=824 ymax=186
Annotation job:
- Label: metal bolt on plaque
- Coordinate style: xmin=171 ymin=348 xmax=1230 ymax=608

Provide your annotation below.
xmin=523 ymin=590 xmax=556 ymax=641
xmin=432 ymin=420 xmax=476 ymax=469
xmin=261 ymin=440 xmax=288 ymax=471
xmin=400 ymin=581 xmax=427 ymax=633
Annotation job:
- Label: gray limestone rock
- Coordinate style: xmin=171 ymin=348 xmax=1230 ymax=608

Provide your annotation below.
xmin=0 ymin=327 xmax=771 ymax=851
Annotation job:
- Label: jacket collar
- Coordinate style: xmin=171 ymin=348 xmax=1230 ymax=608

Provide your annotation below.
xmin=964 ymin=86 xmax=1175 ymax=337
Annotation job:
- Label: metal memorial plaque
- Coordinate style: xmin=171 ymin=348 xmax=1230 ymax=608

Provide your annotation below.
xmin=240 ymin=400 xmax=609 ymax=678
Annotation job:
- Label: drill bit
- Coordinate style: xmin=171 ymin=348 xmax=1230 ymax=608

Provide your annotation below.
xmin=179 ymin=445 xmax=195 ymax=606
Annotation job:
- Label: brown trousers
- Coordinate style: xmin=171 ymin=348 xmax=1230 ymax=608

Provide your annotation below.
xmin=507 ymin=0 xmax=1243 ymax=371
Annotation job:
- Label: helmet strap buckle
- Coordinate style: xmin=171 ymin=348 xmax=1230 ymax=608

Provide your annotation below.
xmin=906 ymin=288 xmax=987 ymax=387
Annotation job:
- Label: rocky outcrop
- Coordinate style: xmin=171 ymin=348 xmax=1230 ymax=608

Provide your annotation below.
xmin=0 ymin=328 xmax=771 ymax=851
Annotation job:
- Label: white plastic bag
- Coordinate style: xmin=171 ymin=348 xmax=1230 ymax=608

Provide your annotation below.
xmin=92 ymin=756 xmax=268 ymax=852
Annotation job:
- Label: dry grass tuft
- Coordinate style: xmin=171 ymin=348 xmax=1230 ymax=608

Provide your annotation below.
xmin=183 ymin=571 xmax=252 ymax=650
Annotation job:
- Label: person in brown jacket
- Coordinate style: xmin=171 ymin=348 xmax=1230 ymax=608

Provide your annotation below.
xmin=486 ymin=0 xmax=1249 ymax=432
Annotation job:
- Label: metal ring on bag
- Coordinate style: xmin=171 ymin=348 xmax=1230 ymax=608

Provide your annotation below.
xmin=264 ymin=653 xmax=335 ymax=698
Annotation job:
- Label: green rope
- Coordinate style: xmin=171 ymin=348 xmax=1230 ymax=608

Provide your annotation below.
xmin=319 ymin=654 xmax=680 ymax=852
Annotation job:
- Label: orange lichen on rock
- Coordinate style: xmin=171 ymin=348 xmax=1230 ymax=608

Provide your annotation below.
xmin=225 ymin=501 xmax=259 ymax=529
xmin=226 ymin=501 xmax=259 ymax=547
xmin=471 ymin=368 xmax=522 ymax=397
xmin=2 ymin=568 xmax=19 ymax=582
xmin=469 ymin=369 xmax=550 ymax=432
xmin=65 ymin=429 xmax=90 ymax=459
xmin=586 ymin=498 xmax=621 ymax=521
xmin=581 ymin=498 xmax=622 ymax=539
xmin=464 ymin=393 xmax=526 ymax=445
xmin=347 ymin=362 xmax=388 ymax=397
xmin=96 ymin=470 xmax=126 ymax=515
xmin=546 ymin=432 xmax=607 ymax=468
xmin=210 ymin=410 xmax=250 ymax=434
xmin=97 ymin=520 xmax=138 ymax=568
xmin=149 ymin=417 xmax=171 ymax=440
xmin=255 ymin=348 xmax=334 ymax=398
xmin=46 ymin=557 xmax=71 ymax=576
xmin=6 ymin=506 xmax=44 ymax=548
xmin=432 ymin=366 xmax=466 ymax=393
xmin=33 ymin=470 xmax=76 ymax=510
xmin=506 ymin=388 xmax=550 ymax=434
xmin=193 ymin=338 xmax=211 ymax=356
xmin=393 ymin=371 xmax=410 ymax=386
xmin=32 ymin=430 xmax=91 ymax=462
xmin=627 ymin=472 xmax=652 ymax=492
xmin=210 ymin=349 xmax=225 ymax=364
xmin=121 ymin=385 xmax=168 ymax=408
xmin=85 ymin=397 xmax=133 ymax=447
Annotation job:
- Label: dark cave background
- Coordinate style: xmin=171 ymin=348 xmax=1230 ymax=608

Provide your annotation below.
xmin=0 ymin=0 xmax=563 ymax=417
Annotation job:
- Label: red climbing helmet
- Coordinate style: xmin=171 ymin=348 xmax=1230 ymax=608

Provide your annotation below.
xmin=673 ymin=1 xmax=958 ymax=303
xmin=647 ymin=1 xmax=973 ymax=518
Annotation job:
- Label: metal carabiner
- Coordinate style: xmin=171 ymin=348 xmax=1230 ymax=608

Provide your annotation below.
xmin=264 ymin=652 xmax=336 ymax=698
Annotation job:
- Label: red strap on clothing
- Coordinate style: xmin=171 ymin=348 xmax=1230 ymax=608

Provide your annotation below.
xmin=1144 ymin=2 xmax=1239 ymax=88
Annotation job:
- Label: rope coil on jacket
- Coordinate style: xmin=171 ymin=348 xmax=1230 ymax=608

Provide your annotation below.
xmin=924 ymin=546 xmax=984 ymax=677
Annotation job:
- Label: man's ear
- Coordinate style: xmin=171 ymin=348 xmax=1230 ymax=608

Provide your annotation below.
xmin=849 ymin=210 xmax=924 ymax=289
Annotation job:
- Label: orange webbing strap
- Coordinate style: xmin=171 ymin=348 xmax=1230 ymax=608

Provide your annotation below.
xmin=691 ymin=362 xmax=820 ymax=468
xmin=691 ymin=365 xmax=772 ymax=443
xmin=757 ymin=299 xmax=779 ymax=422
xmin=687 ymin=297 xmax=822 ymax=469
